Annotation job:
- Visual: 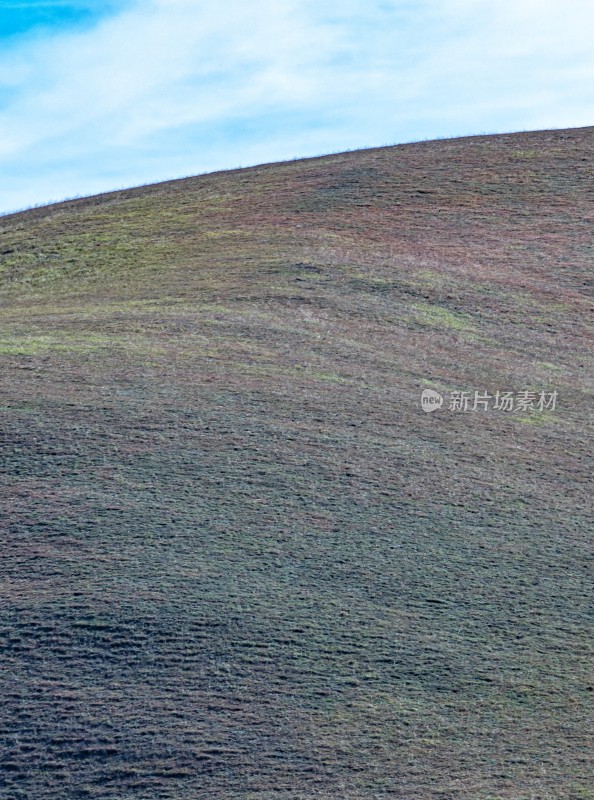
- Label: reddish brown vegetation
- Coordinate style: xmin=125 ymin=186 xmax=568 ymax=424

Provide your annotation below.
xmin=0 ymin=127 xmax=592 ymax=799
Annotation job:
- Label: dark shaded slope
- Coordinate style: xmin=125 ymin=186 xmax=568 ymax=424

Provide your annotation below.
xmin=0 ymin=127 xmax=593 ymax=799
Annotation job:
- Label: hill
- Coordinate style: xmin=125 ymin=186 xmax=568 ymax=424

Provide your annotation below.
xmin=0 ymin=127 xmax=592 ymax=800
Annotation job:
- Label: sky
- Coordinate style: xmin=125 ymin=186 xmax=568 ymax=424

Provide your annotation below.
xmin=0 ymin=0 xmax=593 ymax=215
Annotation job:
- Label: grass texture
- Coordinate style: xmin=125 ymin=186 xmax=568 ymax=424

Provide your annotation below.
xmin=0 ymin=127 xmax=593 ymax=799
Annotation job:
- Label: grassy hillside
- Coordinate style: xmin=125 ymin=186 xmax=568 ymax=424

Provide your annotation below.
xmin=0 ymin=127 xmax=592 ymax=800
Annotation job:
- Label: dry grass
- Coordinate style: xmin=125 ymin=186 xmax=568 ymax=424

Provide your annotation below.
xmin=0 ymin=126 xmax=592 ymax=799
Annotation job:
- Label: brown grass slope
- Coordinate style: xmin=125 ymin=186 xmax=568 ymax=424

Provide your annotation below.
xmin=0 ymin=127 xmax=593 ymax=800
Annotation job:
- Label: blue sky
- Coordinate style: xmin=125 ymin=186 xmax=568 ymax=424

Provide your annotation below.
xmin=1 ymin=0 xmax=593 ymax=214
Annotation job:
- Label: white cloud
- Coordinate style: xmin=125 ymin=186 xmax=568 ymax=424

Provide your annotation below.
xmin=0 ymin=0 xmax=593 ymax=213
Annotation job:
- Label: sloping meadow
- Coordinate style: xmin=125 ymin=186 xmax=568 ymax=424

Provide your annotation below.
xmin=0 ymin=127 xmax=592 ymax=799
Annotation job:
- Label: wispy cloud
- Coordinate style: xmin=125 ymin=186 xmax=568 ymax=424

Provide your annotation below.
xmin=1 ymin=0 xmax=593 ymax=213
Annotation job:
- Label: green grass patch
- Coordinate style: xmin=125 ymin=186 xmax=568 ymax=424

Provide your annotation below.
xmin=412 ymin=301 xmax=476 ymax=332
xmin=0 ymin=332 xmax=116 ymax=355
